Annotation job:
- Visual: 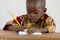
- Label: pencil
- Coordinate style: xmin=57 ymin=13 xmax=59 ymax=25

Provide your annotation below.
xmin=9 ymin=11 xmax=20 ymax=26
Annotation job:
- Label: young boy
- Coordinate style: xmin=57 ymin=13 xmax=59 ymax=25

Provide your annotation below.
xmin=3 ymin=0 xmax=56 ymax=34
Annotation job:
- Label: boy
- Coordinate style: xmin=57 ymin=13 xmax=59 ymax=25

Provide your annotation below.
xmin=3 ymin=0 xmax=56 ymax=34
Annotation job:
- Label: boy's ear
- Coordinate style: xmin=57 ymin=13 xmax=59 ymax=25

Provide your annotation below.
xmin=44 ymin=8 xmax=47 ymax=12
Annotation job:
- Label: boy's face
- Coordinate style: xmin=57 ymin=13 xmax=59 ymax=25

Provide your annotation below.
xmin=26 ymin=0 xmax=46 ymax=22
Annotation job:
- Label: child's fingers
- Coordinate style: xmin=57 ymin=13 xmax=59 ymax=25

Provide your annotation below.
xmin=19 ymin=26 xmax=25 ymax=31
xmin=27 ymin=28 xmax=36 ymax=34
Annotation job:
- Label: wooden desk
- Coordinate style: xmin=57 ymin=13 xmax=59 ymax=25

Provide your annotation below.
xmin=0 ymin=29 xmax=60 ymax=40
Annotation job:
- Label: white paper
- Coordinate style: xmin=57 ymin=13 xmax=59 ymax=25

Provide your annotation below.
xmin=31 ymin=32 xmax=42 ymax=35
xmin=18 ymin=29 xmax=28 ymax=35
xmin=18 ymin=29 xmax=42 ymax=35
xmin=18 ymin=31 xmax=27 ymax=35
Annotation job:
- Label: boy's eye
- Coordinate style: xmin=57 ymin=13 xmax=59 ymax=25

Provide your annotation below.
xmin=27 ymin=11 xmax=31 ymax=14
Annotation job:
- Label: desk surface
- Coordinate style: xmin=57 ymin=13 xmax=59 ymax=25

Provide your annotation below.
xmin=0 ymin=29 xmax=60 ymax=40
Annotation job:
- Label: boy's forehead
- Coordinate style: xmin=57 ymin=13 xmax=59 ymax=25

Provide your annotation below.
xmin=26 ymin=0 xmax=45 ymax=9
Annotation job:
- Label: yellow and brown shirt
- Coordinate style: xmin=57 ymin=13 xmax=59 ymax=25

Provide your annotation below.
xmin=3 ymin=14 xmax=56 ymax=33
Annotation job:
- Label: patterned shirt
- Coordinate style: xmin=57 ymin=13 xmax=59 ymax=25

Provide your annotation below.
xmin=3 ymin=14 xmax=56 ymax=33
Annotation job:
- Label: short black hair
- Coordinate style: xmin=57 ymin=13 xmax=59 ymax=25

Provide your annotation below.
xmin=26 ymin=0 xmax=46 ymax=8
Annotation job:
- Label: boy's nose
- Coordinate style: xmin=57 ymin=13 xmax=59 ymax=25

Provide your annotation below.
xmin=30 ymin=13 xmax=35 ymax=17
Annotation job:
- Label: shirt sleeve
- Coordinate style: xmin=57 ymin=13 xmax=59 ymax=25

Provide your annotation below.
xmin=12 ymin=16 xmax=22 ymax=24
xmin=3 ymin=16 xmax=22 ymax=30
xmin=46 ymin=17 xmax=56 ymax=33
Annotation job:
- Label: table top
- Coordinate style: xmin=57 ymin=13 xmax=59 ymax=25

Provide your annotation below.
xmin=0 ymin=29 xmax=60 ymax=40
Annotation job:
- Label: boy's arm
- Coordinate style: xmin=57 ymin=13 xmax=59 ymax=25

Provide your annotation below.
xmin=39 ymin=17 xmax=56 ymax=33
xmin=3 ymin=16 xmax=24 ymax=32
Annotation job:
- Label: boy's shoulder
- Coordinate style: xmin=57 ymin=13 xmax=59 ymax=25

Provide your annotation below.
xmin=12 ymin=14 xmax=28 ymax=23
xmin=21 ymin=14 xmax=28 ymax=19
xmin=44 ymin=14 xmax=54 ymax=24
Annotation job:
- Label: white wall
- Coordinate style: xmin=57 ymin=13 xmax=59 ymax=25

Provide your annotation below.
xmin=0 ymin=0 xmax=60 ymax=32
xmin=46 ymin=0 xmax=60 ymax=32
xmin=0 ymin=0 xmax=26 ymax=29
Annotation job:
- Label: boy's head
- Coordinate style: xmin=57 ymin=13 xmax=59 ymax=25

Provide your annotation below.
xmin=26 ymin=0 xmax=46 ymax=22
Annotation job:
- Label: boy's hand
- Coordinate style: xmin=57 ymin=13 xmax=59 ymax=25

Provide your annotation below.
xmin=7 ymin=23 xmax=25 ymax=32
xmin=19 ymin=25 xmax=25 ymax=31
xmin=27 ymin=27 xmax=37 ymax=34
xmin=5 ymin=21 xmax=25 ymax=31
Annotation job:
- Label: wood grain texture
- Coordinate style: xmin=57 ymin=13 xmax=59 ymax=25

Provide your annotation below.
xmin=0 ymin=29 xmax=60 ymax=40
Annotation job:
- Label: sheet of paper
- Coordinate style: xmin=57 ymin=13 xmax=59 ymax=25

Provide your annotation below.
xmin=31 ymin=32 xmax=42 ymax=35
xmin=18 ymin=29 xmax=42 ymax=35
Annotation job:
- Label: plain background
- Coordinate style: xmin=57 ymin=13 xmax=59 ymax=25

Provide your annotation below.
xmin=0 ymin=0 xmax=60 ymax=32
